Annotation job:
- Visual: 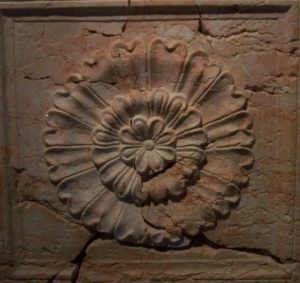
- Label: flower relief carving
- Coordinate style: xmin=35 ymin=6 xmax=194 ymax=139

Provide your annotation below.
xmin=44 ymin=37 xmax=254 ymax=248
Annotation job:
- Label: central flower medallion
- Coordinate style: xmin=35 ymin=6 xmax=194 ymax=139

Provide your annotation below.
xmin=92 ymin=88 xmax=206 ymax=204
xmin=119 ymin=115 xmax=177 ymax=176
xmin=44 ymin=37 xmax=254 ymax=247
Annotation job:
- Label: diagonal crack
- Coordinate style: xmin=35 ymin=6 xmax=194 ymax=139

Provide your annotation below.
xmin=47 ymin=270 xmax=61 ymax=283
xmin=47 ymin=273 xmax=57 ymax=283
xmin=194 ymin=234 xmax=297 ymax=265
xmin=70 ymin=234 xmax=100 ymax=283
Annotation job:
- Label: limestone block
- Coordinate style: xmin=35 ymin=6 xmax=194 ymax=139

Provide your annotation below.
xmin=0 ymin=0 xmax=299 ymax=282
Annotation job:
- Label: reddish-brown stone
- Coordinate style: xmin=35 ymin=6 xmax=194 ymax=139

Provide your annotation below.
xmin=0 ymin=0 xmax=299 ymax=282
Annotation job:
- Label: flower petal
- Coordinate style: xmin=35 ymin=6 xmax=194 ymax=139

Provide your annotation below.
xmin=52 ymin=84 xmax=115 ymax=127
xmin=156 ymin=146 xmax=176 ymax=162
xmin=97 ymin=157 xmax=126 ymax=185
xmin=44 ymin=110 xmax=93 ymax=146
xmin=114 ymin=203 xmax=190 ymax=247
xmin=45 ymin=146 xmax=94 ymax=184
xmin=85 ymin=82 xmax=118 ymax=107
xmin=130 ymin=91 xmax=149 ymax=117
xmin=205 ymin=110 xmax=251 ymax=139
xmin=204 ymin=147 xmax=254 ymax=186
xmin=148 ymin=151 xmax=165 ymax=173
xmin=142 ymin=192 xmax=217 ymax=237
xmin=111 ymin=95 xmax=133 ymax=125
xmin=207 ymin=130 xmax=254 ymax=148
xmin=176 ymin=146 xmax=205 ymax=162
xmin=191 ymin=171 xmax=240 ymax=217
xmin=148 ymin=38 xmax=187 ymax=91
xmin=120 ymin=145 xmax=143 ymax=164
xmin=44 ymin=127 xmax=92 ymax=146
xmin=135 ymin=150 xmax=149 ymax=175
xmin=163 ymin=94 xmax=188 ymax=126
xmin=82 ymin=188 xmax=189 ymax=247
xmin=72 ymin=85 xmax=111 ymax=111
xmin=113 ymin=166 xmax=142 ymax=202
xmin=58 ymin=168 xmax=106 ymax=217
xmin=92 ymin=146 xmax=119 ymax=168
xmin=175 ymin=50 xmax=207 ymax=95
xmin=81 ymin=189 xmax=125 ymax=233
xmin=171 ymin=108 xmax=202 ymax=136
xmin=176 ymin=128 xmax=207 ymax=148
xmin=111 ymin=39 xmax=147 ymax=91
xmin=142 ymin=174 xmax=186 ymax=203
xmin=131 ymin=115 xmax=149 ymax=140
xmin=197 ymin=73 xmax=246 ymax=125
xmin=204 ymin=111 xmax=254 ymax=148
xmin=156 ymin=130 xmax=177 ymax=146
xmin=177 ymin=159 xmax=199 ymax=181
xmin=148 ymin=116 xmax=165 ymax=139
xmin=139 ymin=160 xmax=195 ymax=204
xmin=92 ymin=128 xmax=120 ymax=146
xmin=176 ymin=51 xmax=222 ymax=105
xmin=100 ymin=109 xmax=124 ymax=134
xmin=149 ymin=88 xmax=169 ymax=117
xmin=45 ymin=109 xmax=92 ymax=130
xmin=211 ymin=198 xmax=230 ymax=216
xmin=119 ymin=126 xmax=140 ymax=145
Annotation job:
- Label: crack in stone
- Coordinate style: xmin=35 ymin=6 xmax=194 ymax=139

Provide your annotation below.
xmin=122 ymin=0 xmax=130 ymax=33
xmin=14 ymin=169 xmax=80 ymax=224
xmin=196 ymin=234 xmax=298 ymax=265
xmin=70 ymin=234 xmax=100 ymax=283
xmin=24 ymin=74 xmax=51 ymax=80
xmin=14 ymin=168 xmax=299 ymax=270
xmin=47 ymin=270 xmax=60 ymax=283
xmin=195 ymin=4 xmax=202 ymax=33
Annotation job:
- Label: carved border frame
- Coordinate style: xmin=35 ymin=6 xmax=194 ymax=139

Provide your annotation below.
xmin=0 ymin=0 xmax=299 ymax=282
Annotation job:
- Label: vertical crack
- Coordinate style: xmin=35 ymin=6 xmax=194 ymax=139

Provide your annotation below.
xmin=122 ymin=0 xmax=130 ymax=33
xmin=70 ymin=234 xmax=99 ymax=283
xmin=195 ymin=3 xmax=202 ymax=33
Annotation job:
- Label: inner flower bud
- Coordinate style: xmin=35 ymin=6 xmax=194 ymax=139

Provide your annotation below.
xmin=143 ymin=139 xmax=155 ymax=151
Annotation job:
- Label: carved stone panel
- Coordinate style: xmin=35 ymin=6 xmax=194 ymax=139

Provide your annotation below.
xmin=0 ymin=1 xmax=299 ymax=282
xmin=44 ymin=36 xmax=254 ymax=248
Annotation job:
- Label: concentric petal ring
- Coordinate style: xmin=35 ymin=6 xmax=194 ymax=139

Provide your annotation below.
xmin=44 ymin=36 xmax=254 ymax=248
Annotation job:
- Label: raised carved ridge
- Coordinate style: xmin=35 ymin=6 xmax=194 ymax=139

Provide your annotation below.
xmin=0 ymin=0 xmax=293 ymax=11
xmin=44 ymin=37 xmax=254 ymax=248
xmin=0 ymin=0 xmax=292 ymax=19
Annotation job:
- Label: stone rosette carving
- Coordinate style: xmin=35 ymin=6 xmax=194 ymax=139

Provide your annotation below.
xmin=44 ymin=37 xmax=254 ymax=248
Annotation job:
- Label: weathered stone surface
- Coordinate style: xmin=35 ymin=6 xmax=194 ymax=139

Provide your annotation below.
xmin=7 ymin=202 xmax=91 ymax=281
xmin=77 ymin=239 xmax=298 ymax=283
xmin=0 ymin=0 xmax=299 ymax=282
